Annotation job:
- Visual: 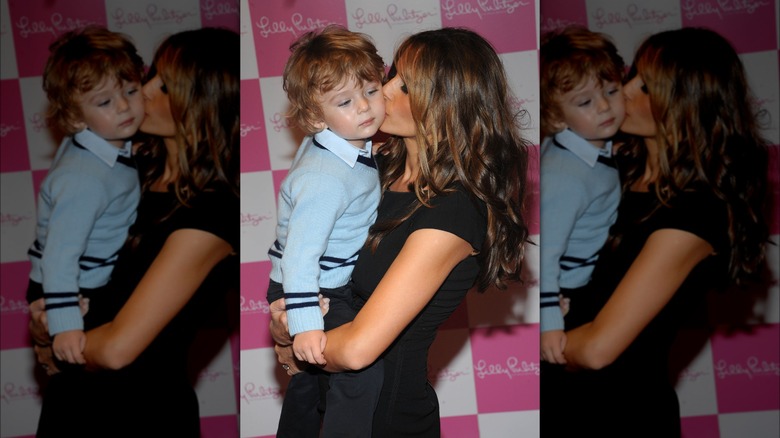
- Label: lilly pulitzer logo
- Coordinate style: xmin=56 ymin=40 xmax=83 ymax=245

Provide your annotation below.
xmin=715 ymin=357 xmax=780 ymax=380
xmin=241 ymin=382 xmax=282 ymax=403
xmin=681 ymin=0 xmax=770 ymax=20
xmin=475 ymin=356 xmax=539 ymax=379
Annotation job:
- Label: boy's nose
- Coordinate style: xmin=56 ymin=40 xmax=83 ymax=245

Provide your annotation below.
xmin=117 ymin=96 xmax=130 ymax=111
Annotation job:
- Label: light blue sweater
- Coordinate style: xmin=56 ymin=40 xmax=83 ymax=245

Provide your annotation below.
xmin=539 ymin=129 xmax=620 ymax=332
xmin=268 ymin=129 xmax=380 ymax=336
xmin=28 ymin=128 xmax=140 ymax=336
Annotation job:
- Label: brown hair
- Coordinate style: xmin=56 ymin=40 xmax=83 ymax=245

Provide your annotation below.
xmin=619 ymin=27 xmax=768 ymax=283
xmin=540 ymin=26 xmax=624 ymax=139
xmin=282 ymin=25 xmax=385 ymax=134
xmin=42 ymin=26 xmax=144 ymax=135
xmin=369 ymin=27 xmax=530 ymax=291
xmin=137 ymin=27 xmax=240 ymax=206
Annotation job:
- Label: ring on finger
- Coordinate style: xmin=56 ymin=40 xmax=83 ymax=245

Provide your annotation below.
xmin=282 ymin=364 xmax=290 ymax=371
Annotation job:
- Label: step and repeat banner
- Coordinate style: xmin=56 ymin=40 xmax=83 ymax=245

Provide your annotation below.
xmin=541 ymin=1 xmax=780 ymax=437
xmin=238 ymin=0 xmax=541 ymax=436
xmin=0 ymin=1 xmax=240 ymax=437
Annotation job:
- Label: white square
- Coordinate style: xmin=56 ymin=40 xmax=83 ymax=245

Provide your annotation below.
xmin=0 ymin=171 xmax=36 ymax=263
xmin=240 ymin=171 xmax=277 ymax=263
xmin=430 ymin=328 xmax=478 ymax=417
xmin=478 ymin=410 xmax=539 ymax=438
xmin=0 ymin=348 xmax=43 ymax=437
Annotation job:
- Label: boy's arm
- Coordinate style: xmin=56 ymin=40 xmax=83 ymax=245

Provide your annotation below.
xmin=280 ymin=171 xmax=349 ymax=337
xmin=539 ymin=158 xmax=588 ymax=333
xmin=39 ymin=172 xmax=109 ymax=337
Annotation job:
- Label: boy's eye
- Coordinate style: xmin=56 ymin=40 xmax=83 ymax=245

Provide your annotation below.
xmin=367 ymin=88 xmax=378 ymax=96
xmin=577 ymin=99 xmax=591 ymax=107
xmin=98 ymin=100 xmax=110 ymax=107
xmin=338 ymin=100 xmax=351 ymax=107
xmin=607 ymin=88 xmax=620 ymax=95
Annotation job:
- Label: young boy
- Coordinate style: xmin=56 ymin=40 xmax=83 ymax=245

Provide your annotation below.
xmin=26 ymin=26 xmax=145 ymax=365
xmin=265 ymin=25 xmax=385 ymax=437
xmin=539 ymin=26 xmax=625 ymax=365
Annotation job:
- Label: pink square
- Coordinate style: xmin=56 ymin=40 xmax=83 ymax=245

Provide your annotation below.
xmin=441 ymin=0 xmax=537 ymax=53
xmin=241 ymin=79 xmax=271 ymax=173
xmin=680 ymin=0 xmax=777 ymax=53
xmin=240 ymin=261 xmax=273 ymax=350
xmin=7 ymin=0 xmax=107 ymax=78
xmin=711 ymin=324 xmax=780 ymax=413
xmin=200 ymin=414 xmax=239 ymax=438
xmin=440 ymin=295 xmax=470 ymax=330
xmin=272 ymin=169 xmax=289 ymax=199
xmin=768 ymin=145 xmax=779 ymax=235
xmin=199 ymin=0 xmax=240 ymax=32
xmin=539 ymin=0 xmax=589 ymax=34
xmin=680 ymin=414 xmax=720 ymax=438
xmin=525 ymin=144 xmax=540 ymax=236
xmin=31 ymin=169 xmax=49 ymax=202
xmin=470 ymin=324 xmax=539 ymax=412
xmin=0 ymin=261 xmax=33 ymax=350
xmin=441 ymin=414 xmax=480 ymax=437
xmin=248 ymin=0 xmax=348 ymax=78
xmin=1 ymin=80 xmax=30 ymax=172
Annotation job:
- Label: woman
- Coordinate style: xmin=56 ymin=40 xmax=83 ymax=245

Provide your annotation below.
xmin=540 ymin=27 xmax=768 ymax=436
xmin=30 ymin=27 xmax=239 ymax=437
xmin=271 ymin=27 xmax=529 ymax=437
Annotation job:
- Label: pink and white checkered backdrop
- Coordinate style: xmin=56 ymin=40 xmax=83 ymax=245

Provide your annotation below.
xmin=238 ymin=0 xmax=541 ymax=436
xmin=541 ymin=1 xmax=780 ymax=437
xmin=0 ymin=1 xmax=240 ymax=437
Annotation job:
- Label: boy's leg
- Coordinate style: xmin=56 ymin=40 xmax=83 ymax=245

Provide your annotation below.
xmin=276 ymin=368 xmax=325 ymax=438
xmin=321 ymin=360 xmax=384 ymax=438
xmin=319 ymin=286 xmax=383 ymax=438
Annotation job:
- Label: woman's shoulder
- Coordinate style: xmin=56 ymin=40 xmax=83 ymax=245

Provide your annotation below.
xmin=656 ymin=189 xmax=729 ymax=249
xmin=411 ymin=183 xmax=488 ymax=246
xmin=172 ymin=186 xmax=239 ymax=248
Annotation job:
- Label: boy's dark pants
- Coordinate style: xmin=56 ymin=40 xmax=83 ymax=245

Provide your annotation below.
xmin=268 ymin=281 xmax=383 ymax=438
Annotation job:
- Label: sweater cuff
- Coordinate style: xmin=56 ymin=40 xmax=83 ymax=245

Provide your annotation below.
xmin=287 ymin=306 xmax=325 ymax=337
xmin=540 ymin=306 xmax=565 ymax=333
xmin=46 ymin=306 xmax=84 ymax=336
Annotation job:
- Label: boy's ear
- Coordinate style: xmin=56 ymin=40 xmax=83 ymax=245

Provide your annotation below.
xmin=70 ymin=119 xmax=88 ymax=133
xmin=550 ymin=118 xmax=567 ymax=133
xmin=311 ymin=120 xmax=327 ymax=132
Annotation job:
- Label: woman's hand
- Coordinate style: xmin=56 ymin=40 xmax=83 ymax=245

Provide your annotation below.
xmin=33 ymin=344 xmax=60 ymax=376
xmin=274 ymin=343 xmax=304 ymax=376
xmin=29 ymin=298 xmax=51 ymax=346
xmin=269 ymin=298 xmax=292 ymax=346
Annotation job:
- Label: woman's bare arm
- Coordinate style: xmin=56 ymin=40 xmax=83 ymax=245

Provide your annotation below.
xmin=321 ymin=228 xmax=473 ymax=372
xmin=82 ymin=228 xmax=232 ymax=370
xmin=563 ymin=229 xmax=713 ymax=370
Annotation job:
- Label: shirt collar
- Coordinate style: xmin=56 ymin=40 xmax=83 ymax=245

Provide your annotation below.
xmin=313 ymin=128 xmax=372 ymax=168
xmin=73 ymin=128 xmax=132 ymax=167
xmin=553 ymin=128 xmax=612 ymax=168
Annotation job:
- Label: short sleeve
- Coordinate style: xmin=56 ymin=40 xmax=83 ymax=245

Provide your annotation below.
xmin=653 ymin=191 xmax=729 ymax=253
xmin=175 ymin=190 xmax=240 ymax=252
xmin=410 ymin=187 xmax=487 ymax=250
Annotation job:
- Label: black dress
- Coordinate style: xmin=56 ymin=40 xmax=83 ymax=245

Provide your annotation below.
xmin=350 ymin=185 xmax=487 ymax=438
xmin=540 ymin=188 xmax=729 ymax=437
xmin=36 ymin=188 xmax=239 ymax=438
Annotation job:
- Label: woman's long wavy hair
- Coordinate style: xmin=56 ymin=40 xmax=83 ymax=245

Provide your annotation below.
xmin=618 ymin=27 xmax=768 ymax=283
xmin=368 ymin=28 xmax=530 ymax=291
xmin=137 ymin=27 xmax=240 ymax=206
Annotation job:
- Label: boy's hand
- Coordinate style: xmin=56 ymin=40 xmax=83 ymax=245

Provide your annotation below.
xmin=559 ymin=294 xmax=571 ymax=316
xmin=52 ymin=330 xmax=86 ymax=365
xmin=292 ymin=330 xmax=327 ymax=366
xmin=541 ymin=330 xmax=568 ymax=365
